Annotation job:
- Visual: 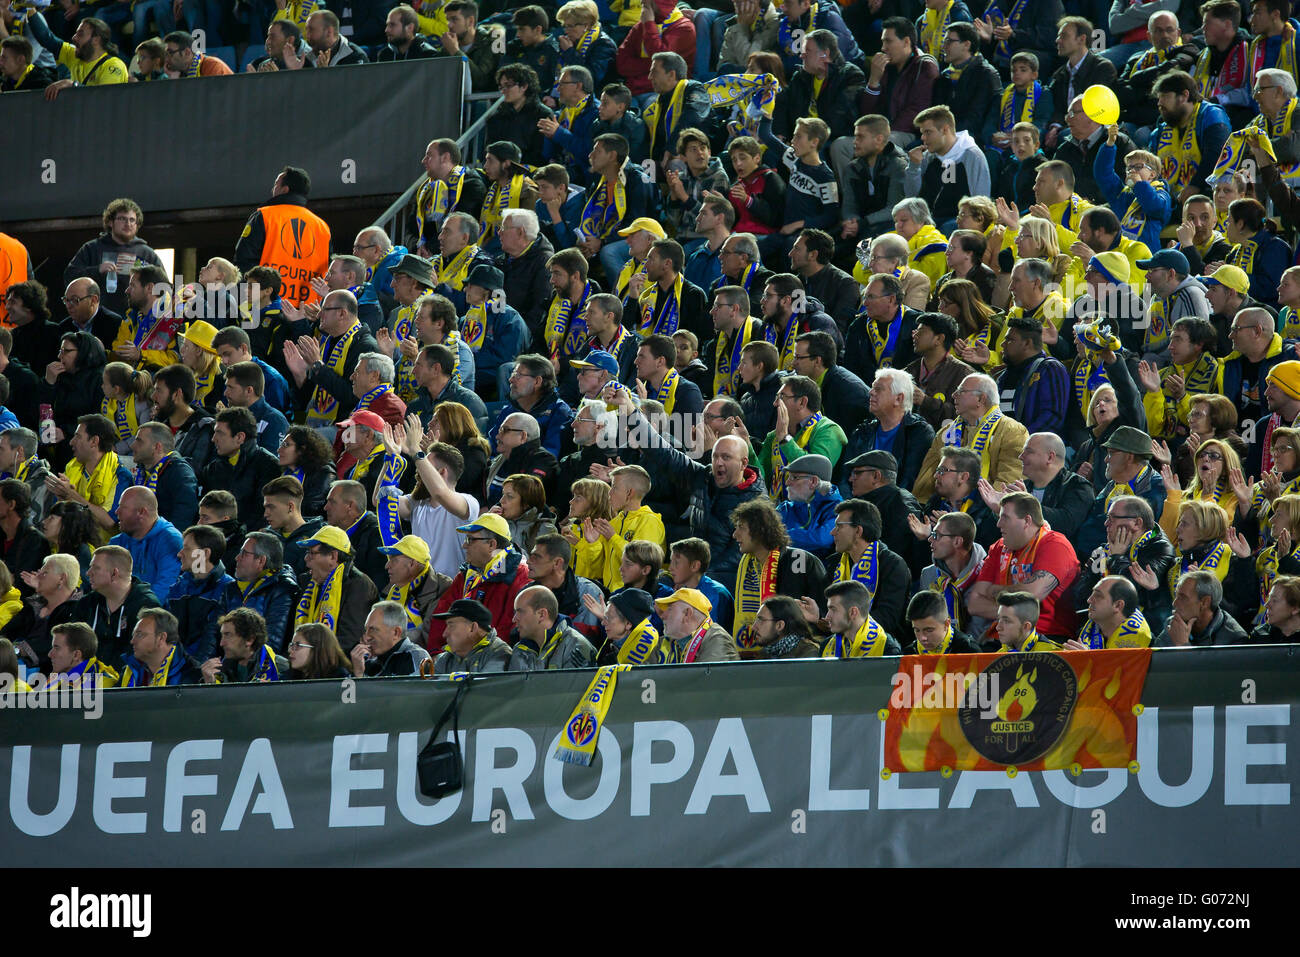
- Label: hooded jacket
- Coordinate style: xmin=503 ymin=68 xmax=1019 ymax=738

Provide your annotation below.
xmin=488 ymin=387 xmax=574 ymax=461
xmin=905 ymin=130 xmax=991 ymax=225
xmin=200 ymin=440 xmax=281 ymax=532
xmin=64 ymin=232 xmax=164 ymax=315
xmin=776 ymin=482 xmax=843 ymax=559
xmin=427 ymin=548 xmax=532 ymax=652
xmin=72 ymin=576 xmax=163 ymax=672
xmin=109 ymin=517 xmax=184 ymax=604
xmin=222 ymin=563 xmax=300 ymax=654
xmin=168 ymin=561 xmax=236 ymax=660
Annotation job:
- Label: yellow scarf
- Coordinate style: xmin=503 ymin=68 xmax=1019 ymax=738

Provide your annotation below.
xmin=1249 ymin=21 xmax=1298 ymax=90
xmin=1103 ymin=464 xmax=1152 ymax=512
xmin=943 ymin=407 xmax=1004 ymax=481
xmin=384 ymin=563 xmax=430 ymax=629
xmin=638 ymin=273 xmax=685 ymax=336
xmin=579 ymin=165 xmax=629 ymax=242
xmin=65 ymin=451 xmax=122 ymax=545
xmin=714 ymin=317 xmax=761 ymax=397
xmin=640 ymin=7 xmax=684 ymax=56
xmin=390 ymin=300 xmax=427 ymax=402
xmin=770 ymin=413 xmax=821 ymax=501
xmin=575 ymin=21 xmax=602 ymax=54
xmin=193 ymin=358 xmax=220 ymax=406
xmin=822 ymin=615 xmax=888 ymax=658
xmin=461 ymin=301 xmax=489 ymax=352
xmin=463 ymin=548 xmax=509 ymax=597
xmin=434 ymin=243 xmax=480 ymax=290
xmin=348 ymin=441 xmax=386 ymax=482
xmin=306 ymin=321 xmax=361 ymax=427
xmin=101 ymin=394 xmax=140 ymax=443
xmin=733 ymin=548 xmax=780 ymax=649
xmin=835 ymin=542 xmax=879 ymax=605
xmin=480 ymin=172 xmax=529 ymax=245
xmin=915 ymin=622 xmax=954 ymax=655
xmin=554 ymin=664 xmax=631 ymax=766
xmin=643 ymin=77 xmax=688 ymax=159
xmin=998 ymin=80 xmax=1043 ymax=134
xmin=1168 ymin=540 xmax=1231 ymax=596
xmin=1154 ymin=101 xmax=1207 ymax=189
xmin=1047 ymin=194 xmax=1090 ymax=232
xmin=1227 ymin=235 xmax=1259 ymax=274
xmin=764 ymin=313 xmax=801 ymax=372
xmin=617 ymin=617 xmax=663 ymax=665
xmin=921 ymin=0 xmax=955 ymax=60
xmin=560 ymin=93 xmax=592 ymax=129
xmin=416 ymin=166 xmax=466 ymax=241
xmin=653 ymin=368 xmax=683 ymax=415
xmin=545 ymin=279 xmax=593 ymax=360
xmin=295 ymin=563 xmax=347 ymax=630
xmin=616 ymin=255 xmax=646 ymax=300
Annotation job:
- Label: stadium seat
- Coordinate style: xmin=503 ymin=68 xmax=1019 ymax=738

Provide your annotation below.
xmin=207 ymin=45 xmax=237 ymax=71
xmin=238 ymin=44 xmax=263 ymax=72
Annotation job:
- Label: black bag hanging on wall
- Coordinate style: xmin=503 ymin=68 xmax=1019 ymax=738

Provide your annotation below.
xmin=417 ymin=678 xmax=471 ymax=798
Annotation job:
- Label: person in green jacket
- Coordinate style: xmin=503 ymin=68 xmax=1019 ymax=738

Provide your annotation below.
xmin=757 ymin=374 xmax=847 ymax=501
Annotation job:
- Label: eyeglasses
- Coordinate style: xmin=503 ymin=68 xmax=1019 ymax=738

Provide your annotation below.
xmin=1198 ymin=451 xmax=1224 ymax=462
xmin=500 ymin=426 xmax=526 ymax=435
xmin=465 ymin=535 xmax=497 ymax=544
xmin=58 ymin=346 xmax=77 ymax=355
xmin=793 ymin=353 xmax=812 ymax=361
xmin=928 ymin=529 xmax=957 ymax=541
xmin=352 ymin=242 xmax=378 ymax=251
xmin=1254 ymin=84 xmax=1280 ymax=94
xmin=832 ymin=521 xmax=860 ymax=529
xmin=1229 ymin=324 xmax=1260 ymax=333
xmin=319 ymin=305 xmax=346 ymax=314
xmin=934 ymin=466 xmax=961 ymax=476
xmin=113 ymin=214 xmax=139 ymax=223
xmin=1125 ymin=165 xmax=1150 ymax=173
xmin=63 ymin=294 xmax=93 ymax=306
xmin=288 ymin=641 xmax=313 ymax=651
xmin=862 ymin=292 xmax=894 ymax=301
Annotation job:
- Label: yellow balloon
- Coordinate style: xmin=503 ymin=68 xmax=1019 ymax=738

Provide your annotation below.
xmin=1082 ymin=84 xmax=1121 ymax=126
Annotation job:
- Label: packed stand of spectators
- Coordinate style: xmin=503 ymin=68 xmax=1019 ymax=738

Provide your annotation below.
xmin=11 ymin=0 xmax=1300 ymax=689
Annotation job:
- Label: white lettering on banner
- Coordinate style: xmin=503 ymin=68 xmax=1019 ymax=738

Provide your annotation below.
xmin=1040 ymin=768 xmax=1127 ymax=808
xmin=49 ymin=887 xmax=151 ymax=937
xmin=630 ymin=720 xmax=695 ymax=817
xmin=684 ymin=718 xmax=770 ymax=815
xmin=10 ymin=744 xmax=79 ymax=836
xmin=92 ymin=741 xmax=152 ymax=834
xmin=396 ymin=730 xmax=466 ymax=826
xmin=163 ymin=739 xmax=222 ymax=833
xmin=1224 ymin=704 xmax=1290 ymax=806
xmin=471 ymin=727 xmax=536 ymax=822
xmin=876 ymin=724 xmax=940 ymax=810
xmin=544 ymin=728 xmax=621 ymax=820
xmin=808 ymin=714 xmax=871 ymax=811
xmin=947 ymin=769 xmax=1041 ymax=809
xmin=329 ymin=734 xmax=389 ymax=828
xmin=1137 ymin=706 xmax=1215 ymax=807
xmin=219 ymin=738 xmax=293 ymax=830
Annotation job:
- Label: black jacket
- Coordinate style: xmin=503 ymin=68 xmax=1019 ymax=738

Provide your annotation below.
xmin=1078 ymin=525 xmax=1177 ymax=625
xmin=346 ymin=511 xmax=389 ymax=594
xmin=0 ymin=356 xmax=43 ymax=434
xmin=859 ymin=482 xmax=926 ymax=575
xmin=175 ymin=404 xmax=217 ymax=478
xmin=709 ymin=265 xmax=775 ymax=319
xmin=17 ymin=320 xmax=68 ymax=381
xmin=486 ymin=438 xmax=559 ymax=506
xmin=818 ymin=364 xmax=871 ymax=437
xmin=901 ymin=627 xmax=981 ymax=655
xmin=63 ymin=233 xmax=164 ymax=316
xmin=802 ymin=264 xmax=861 ymax=336
xmin=485 ymin=98 xmax=555 ymax=167
xmin=297 ymin=463 xmax=336 ymax=519
xmin=1046 ymin=50 xmax=1117 ymax=129
xmin=1153 ymin=609 xmax=1247 ymax=647
xmin=1051 ymin=128 xmax=1135 ymax=206
xmin=300 ymin=325 xmax=379 ymax=424
xmin=40 ymin=358 xmax=106 ymax=443
xmin=557 ymin=444 xmax=625 ymax=500
xmin=1116 ymin=41 xmax=1202 ymax=129
xmin=845 ymin=141 xmax=909 ymax=236
xmin=364 ymin=636 xmax=432 ymax=677
xmin=841 ymin=411 xmax=936 ymax=493
xmin=375 ymin=36 xmax=437 ymax=61
xmin=200 ymin=441 xmax=281 ymax=531
xmin=497 ymin=234 xmax=556 ymax=349
xmin=1 ymin=60 xmax=56 ymax=92
xmin=71 ymin=576 xmax=163 ymax=672
xmin=1029 ymin=467 xmax=1095 ymax=544
xmin=934 ymin=53 xmax=1003 ymax=144
xmin=61 ymin=310 xmax=125 ymax=349
xmin=296 ymin=563 xmax=378 ymax=652
xmin=844 ymin=307 xmax=921 ymax=388
xmin=738 ymin=370 xmax=784 ymax=445
xmin=222 ymin=561 xmax=301 ymax=652
xmin=774 ymin=61 xmax=867 ymax=143
xmin=2 ymin=518 xmax=50 ymax=587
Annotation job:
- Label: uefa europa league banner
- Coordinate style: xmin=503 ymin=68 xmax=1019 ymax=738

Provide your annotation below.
xmin=2 ymin=649 xmax=1297 ymax=867
xmin=0 ymin=58 xmax=463 ymax=221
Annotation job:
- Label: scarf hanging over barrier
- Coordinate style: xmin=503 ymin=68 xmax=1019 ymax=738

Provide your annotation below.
xmin=553 ymin=663 xmax=631 ymax=765
xmin=306 ymin=322 xmax=361 ymax=427
xmin=295 ymin=563 xmax=346 ymax=630
xmin=733 ymin=548 xmax=780 ymax=648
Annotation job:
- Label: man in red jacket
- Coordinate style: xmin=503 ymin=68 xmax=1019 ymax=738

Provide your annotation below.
xmin=427 ymin=513 xmax=531 ymax=651
xmin=615 ymin=0 xmax=696 ymax=101
xmin=859 ymin=17 xmax=939 ymax=148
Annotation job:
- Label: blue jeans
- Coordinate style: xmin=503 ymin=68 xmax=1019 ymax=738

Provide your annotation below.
xmin=691 ymin=8 xmax=731 ymax=80
xmin=133 ymin=0 xmax=175 ymax=43
xmin=598 ymin=239 xmax=632 ymax=288
xmin=182 ymin=0 xmax=225 ymax=46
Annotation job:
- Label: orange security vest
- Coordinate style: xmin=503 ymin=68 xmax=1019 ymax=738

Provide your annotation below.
xmin=257 ymin=204 xmax=330 ymax=307
xmin=0 ymin=232 xmax=29 ymax=327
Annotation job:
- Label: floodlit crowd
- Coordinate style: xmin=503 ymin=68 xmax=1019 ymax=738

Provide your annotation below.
xmin=5 ymin=0 xmax=1300 ymax=691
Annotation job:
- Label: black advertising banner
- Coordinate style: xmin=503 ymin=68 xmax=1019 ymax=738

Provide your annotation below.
xmin=2 ymin=648 xmax=1298 ymax=866
xmin=1 ymin=58 xmax=462 ymax=222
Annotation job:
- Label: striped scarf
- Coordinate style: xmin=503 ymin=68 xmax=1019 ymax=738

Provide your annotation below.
xmin=102 ymin=393 xmax=140 ymax=443
xmin=295 ymin=563 xmax=347 ymax=630
xmin=306 ymin=322 xmax=362 ymax=426
xmin=385 ymin=564 xmax=431 ymax=629
xmin=733 ymin=548 xmax=780 ymax=649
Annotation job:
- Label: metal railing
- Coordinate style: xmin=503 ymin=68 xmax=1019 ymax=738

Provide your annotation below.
xmin=372 ymin=87 xmax=507 ymax=245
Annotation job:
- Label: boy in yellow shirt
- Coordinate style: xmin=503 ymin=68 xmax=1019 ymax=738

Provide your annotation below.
xmin=576 ymin=464 xmax=665 ymax=589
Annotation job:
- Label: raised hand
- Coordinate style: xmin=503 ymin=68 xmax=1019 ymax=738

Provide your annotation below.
xmin=1227 ymin=466 xmax=1253 ymax=505
xmin=908 ymin=512 xmax=933 ymax=540
xmin=1161 ymin=462 xmax=1181 ymax=492
xmin=1136 ymin=360 xmax=1161 ymax=394
xmin=1151 ymin=439 xmax=1172 ymax=466
xmin=1129 ymin=562 xmax=1159 ymax=591
xmin=1225 ymin=525 xmax=1253 ymax=559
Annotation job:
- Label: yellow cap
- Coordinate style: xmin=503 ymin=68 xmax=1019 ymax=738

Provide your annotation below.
xmin=617 ymin=217 xmax=667 ymax=239
xmin=180 ymin=320 xmax=220 ymax=355
xmin=457 ymin=513 xmax=511 ymax=543
xmin=654 ymin=587 xmax=714 ymax=617
xmin=301 ymin=524 xmax=352 ymax=555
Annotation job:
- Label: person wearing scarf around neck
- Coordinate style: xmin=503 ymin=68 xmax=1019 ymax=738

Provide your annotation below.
xmin=507 ymin=584 xmax=597 ymax=670
xmin=556 ymin=1 xmax=616 ymax=90
xmin=757 ymin=374 xmax=847 ymax=502
xmin=427 ymin=513 xmax=531 ymax=651
xmin=614 ymin=0 xmax=697 ymax=98
xmin=46 ymin=621 xmax=119 ymax=689
xmin=163 ymin=30 xmax=233 ymax=77
xmin=430 ymin=212 xmax=494 ymax=316
xmin=1148 ymin=70 xmax=1230 ymax=207
xmin=1139 ymin=498 xmax=1232 ymax=603
xmin=1065 ymin=576 xmax=1152 ymax=650
xmin=281 ymin=290 xmax=380 ymax=432
xmin=828 ymin=496 xmax=910 ymax=640
xmin=462 ymin=263 xmax=529 ymax=399
xmin=1074 ymin=424 xmax=1167 ymax=561
xmin=819 ymin=579 xmax=900 ymax=657
xmin=222 ymin=529 xmax=304 ymax=647
xmin=415 ymin=139 xmax=488 ymax=258
xmin=43 ymin=413 xmax=132 ymax=546
xmin=912 ymin=373 xmax=1028 ymax=504
xmin=198 ymin=407 xmax=282 ymax=533
xmin=655 ymin=587 xmax=740 ymax=663
xmin=201 ymin=607 xmax=287 ymax=684
xmin=900 ymin=589 xmax=980 ymax=655
xmin=748 ymin=595 xmax=823 ymax=659
xmin=431 ymin=597 xmax=514 ymax=673
xmin=541 ymin=64 xmax=602 ymax=186
xmin=119 ymin=608 xmax=203 ymax=687
xmin=992 ymin=589 xmax=1063 ymax=652
xmin=294 ymin=523 xmax=378 ymax=651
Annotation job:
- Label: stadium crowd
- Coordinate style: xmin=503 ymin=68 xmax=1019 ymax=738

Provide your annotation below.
xmin=4 ymin=0 xmax=1300 ymax=689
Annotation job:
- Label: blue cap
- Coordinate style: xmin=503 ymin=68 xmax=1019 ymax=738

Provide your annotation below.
xmin=570 ymin=350 xmax=619 ymax=376
xmin=1135 ymin=248 xmax=1190 ymax=275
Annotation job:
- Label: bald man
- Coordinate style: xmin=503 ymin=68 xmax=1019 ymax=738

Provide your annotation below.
xmin=58 ymin=277 xmax=123 ymax=345
xmin=108 ymin=486 xmax=186 ymax=603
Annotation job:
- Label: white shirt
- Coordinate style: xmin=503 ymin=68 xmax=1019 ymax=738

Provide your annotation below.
xmin=406 ymin=493 xmax=480 ymax=580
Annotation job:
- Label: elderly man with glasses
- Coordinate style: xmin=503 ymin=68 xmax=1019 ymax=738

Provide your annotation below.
xmin=1075 ymin=494 xmax=1175 ymax=623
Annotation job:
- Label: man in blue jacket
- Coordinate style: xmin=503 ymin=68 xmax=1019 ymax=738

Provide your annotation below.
xmin=168 ymin=523 xmax=235 ymax=660
xmin=541 ymin=65 xmax=601 ymax=186
xmin=213 ymin=326 xmax=293 ymax=412
xmin=462 ymin=264 xmax=530 ymax=402
xmin=109 ymin=486 xmax=184 ymax=604
xmin=130 ymin=423 xmax=199 ymax=533
xmin=1094 ymin=125 xmax=1172 ymax=254
xmin=776 ymin=453 xmax=842 ymax=560
xmin=488 ymin=354 xmax=573 ymax=459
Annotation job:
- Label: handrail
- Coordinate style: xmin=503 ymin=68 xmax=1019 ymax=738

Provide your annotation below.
xmin=372 ymin=85 xmax=507 ymax=240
